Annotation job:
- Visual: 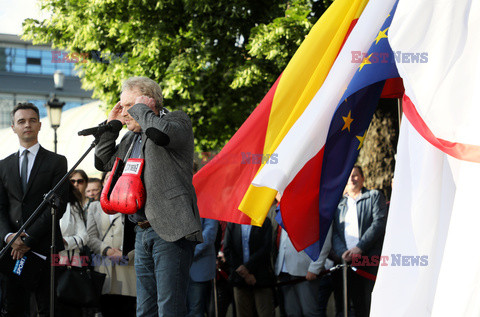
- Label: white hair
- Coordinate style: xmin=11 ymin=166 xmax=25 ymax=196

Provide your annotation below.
xmin=122 ymin=76 xmax=164 ymax=111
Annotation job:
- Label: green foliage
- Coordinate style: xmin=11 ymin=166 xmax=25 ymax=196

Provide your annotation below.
xmin=23 ymin=0 xmax=332 ymax=151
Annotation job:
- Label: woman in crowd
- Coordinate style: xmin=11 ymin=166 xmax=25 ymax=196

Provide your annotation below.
xmin=58 ymin=182 xmax=88 ymax=316
xmin=86 ymin=172 xmax=136 ymax=317
xmin=69 ymin=169 xmax=90 ymax=221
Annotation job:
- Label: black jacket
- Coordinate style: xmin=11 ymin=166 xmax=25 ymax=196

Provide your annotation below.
xmin=0 ymin=146 xmax=68 ymax=256
xmin=223 ymin=218 xmax=275 ymax=287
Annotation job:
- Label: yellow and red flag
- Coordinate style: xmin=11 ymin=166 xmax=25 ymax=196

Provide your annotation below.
xmin=193 ymin=0 xmax=369 ymax=224
xmin=193 ymin=0 xmax=400 ymax=254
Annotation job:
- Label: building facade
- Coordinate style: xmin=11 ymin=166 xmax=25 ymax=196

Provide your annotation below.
xmin=0 ymin=33 xmax=93 ymax=128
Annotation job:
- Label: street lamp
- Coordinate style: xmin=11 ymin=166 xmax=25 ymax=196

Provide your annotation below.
xmin=53 ymin=69 xmax=65 ymax=90
xmin=46 ymin=70 xmax=65 ymax=153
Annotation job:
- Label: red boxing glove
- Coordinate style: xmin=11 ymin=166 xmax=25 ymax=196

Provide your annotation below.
xmin=108 ymin=158 xmax=146 ymax=215
xmin=100 ymin=157 xmax=123 ymax=215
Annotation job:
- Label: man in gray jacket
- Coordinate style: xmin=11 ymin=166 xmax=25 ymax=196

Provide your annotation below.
xmin=95 ymin=76 xmax=203 ymax=317
xmin=332 ymin=165 xmax=387 ymax=317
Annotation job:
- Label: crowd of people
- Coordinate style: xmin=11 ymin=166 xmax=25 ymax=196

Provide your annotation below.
xmin=213 ymin=165 xmax=388 ymax=317
xmin=0 ymin=77 xmax=388 ymax=317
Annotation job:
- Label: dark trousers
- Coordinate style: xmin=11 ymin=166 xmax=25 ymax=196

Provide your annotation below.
xmin=333 ymin=266 xmax=377 ymax=317
xmin=208 ymin=277 xmax=233 ymax=317
xmin=3 ymin=269 xmax=50 ymax=317
xmin=318 ymin=274 xmax=334 ymax=317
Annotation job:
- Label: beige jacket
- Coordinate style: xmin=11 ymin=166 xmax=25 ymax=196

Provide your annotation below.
xmin=86 ymin=201 xmax=136 ymax=297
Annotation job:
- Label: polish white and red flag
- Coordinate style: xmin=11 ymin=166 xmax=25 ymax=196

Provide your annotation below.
xmin=371 ymin=0 xmax=480 ymax=315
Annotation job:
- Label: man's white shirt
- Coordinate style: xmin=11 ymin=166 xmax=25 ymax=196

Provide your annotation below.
xmin=344 ymin=194 xmax=360 ymax=250
xmin=18 ymin=143 xmax=40 ymax=183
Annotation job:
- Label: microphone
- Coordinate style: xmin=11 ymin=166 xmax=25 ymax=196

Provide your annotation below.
xmin=145 ymin=127 xmax=170 ymax=146
xmin=78 ymin=120 xmax=123 ymax=136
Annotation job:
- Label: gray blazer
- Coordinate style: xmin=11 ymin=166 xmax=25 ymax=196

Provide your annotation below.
xmin=332 ymin=188 xmax=387 ymax=258
xmin=95 ymin=104 xmax=203 ymax=243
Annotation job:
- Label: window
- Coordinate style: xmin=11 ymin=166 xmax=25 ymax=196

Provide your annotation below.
xmin=2 ymin=47 xmax=76 ymax=76
xmin=26 ymin=57 xmax=41 ymax=65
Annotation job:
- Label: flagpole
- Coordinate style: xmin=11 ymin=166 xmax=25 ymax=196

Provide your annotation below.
xmin=397 ymin=97 xmax=403 ymax=130
xmin=343 ymin=258 xmax=348 ymax=317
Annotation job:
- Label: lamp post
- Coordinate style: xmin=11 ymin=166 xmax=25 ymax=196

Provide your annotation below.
xmin=46 ymin=70 xmax=65 ymax=153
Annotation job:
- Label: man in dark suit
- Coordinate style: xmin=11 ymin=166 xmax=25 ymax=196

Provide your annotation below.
xmin=95 ymin=77 xmax=202 ymax=316
xmin=223 ymin=218 xmax=276 ymax=317
xmin=0 ymin=103 xmax=68 ymax=316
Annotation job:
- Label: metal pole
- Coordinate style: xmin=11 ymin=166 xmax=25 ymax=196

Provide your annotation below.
xmin=213 ymin=277 xmax=218 ymax=317
xmin=343 ymin=259 xmax=348 ymax=317
xmin=53 ymin=127 xmax=58 ymax=153
xmin=397 ymin=97 xmax=402 ymax=130
xmin=50 ymin=204 xmax=57 ymax=317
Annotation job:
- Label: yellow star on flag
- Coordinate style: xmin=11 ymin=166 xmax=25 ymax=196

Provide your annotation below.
xmin=342 ymin=111 xmax=354 ymax=132
xmin=375 ymin=27 xmax=389 ymax=44
xmin=358 ymin=54 xmax=372 ymax=72
xmin=356 ymin=131 xmax=367 ymax=150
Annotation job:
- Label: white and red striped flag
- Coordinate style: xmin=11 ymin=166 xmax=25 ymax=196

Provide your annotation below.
xmin=371 ymin=0 xmax=480 ymax=315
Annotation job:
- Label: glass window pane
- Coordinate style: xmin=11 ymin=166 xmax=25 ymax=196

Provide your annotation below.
xmin=0 ymin=95 xmax=14 ymax=129
xmin=27 ymin=50 xmax=41 ymax=58
xmin=15 ymin=49 xmax=26 ymax=57
xmin=12 ymin=63 xmax=26 ymax=73
xmin=26 ymin=57 xmax=42 ymax=65
xmin=26 ymin=65 xmax=42 ymax=74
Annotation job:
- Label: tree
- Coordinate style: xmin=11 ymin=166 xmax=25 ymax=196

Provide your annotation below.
xmin=23 ymin=0 xmax=332 ymax=151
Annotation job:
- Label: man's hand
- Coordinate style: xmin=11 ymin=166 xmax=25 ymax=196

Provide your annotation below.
xmin=135 ymin=96 xmax=158 ymax=115
xmin=235 ymin=264 xmax=250 ymax=278
xmin=342 ymin=246 xmax=363 ymax=262
xmin=107 ymin=101 xmax=125 ymax=124
xmin=8 ymin=232 xmax=31 ymax=260
xmin=244 ymin=273 xmax=257 ymax=286
xmin=306 ymin=271 xmax=318 ymax=281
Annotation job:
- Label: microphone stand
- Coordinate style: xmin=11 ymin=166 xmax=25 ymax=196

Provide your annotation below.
xmin=0 ymin=134 xmax=102 ymax=317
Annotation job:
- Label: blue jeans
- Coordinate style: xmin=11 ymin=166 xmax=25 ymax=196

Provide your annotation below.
xmin=135 ymin=226 xmax=195 ymax=317
xmin=186 ymin=279 xmax=211 ymax=317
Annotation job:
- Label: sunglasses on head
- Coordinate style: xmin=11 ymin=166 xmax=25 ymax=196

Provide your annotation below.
xmin=70 ymin=179 xmax=85 ymax=185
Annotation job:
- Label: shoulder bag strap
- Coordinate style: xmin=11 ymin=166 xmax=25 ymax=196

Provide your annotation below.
xmin=101 ymin=217 xmax=118 ymax=242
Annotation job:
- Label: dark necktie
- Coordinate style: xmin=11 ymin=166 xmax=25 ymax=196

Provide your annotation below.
xmin=21 ymin=150 xmax=29 ymax=192
xmin=130 ymin=134 xmax=142 ymax=158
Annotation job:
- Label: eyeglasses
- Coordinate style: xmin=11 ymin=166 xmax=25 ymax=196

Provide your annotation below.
xmin=70 ymin=179 xmax=86 ymax=185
